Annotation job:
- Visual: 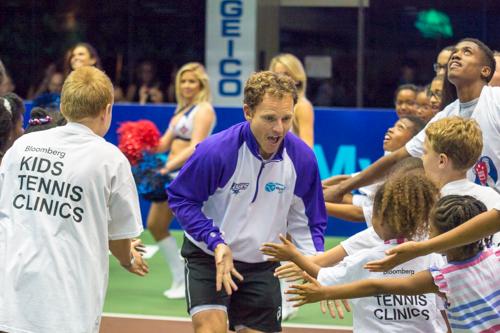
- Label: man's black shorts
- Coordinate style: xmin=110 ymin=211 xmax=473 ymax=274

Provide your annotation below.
xmin=181 ymin=236 xmax=282 ymax=332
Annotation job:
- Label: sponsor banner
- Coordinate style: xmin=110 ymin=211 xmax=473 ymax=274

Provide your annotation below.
xmin=205 ymin=0 xmax=257 ymax=106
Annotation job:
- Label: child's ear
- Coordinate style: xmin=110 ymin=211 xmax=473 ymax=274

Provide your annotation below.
xmin=438 ymin=153 xmax=449 ymax=168
xmin=480 ymin=66 xmax=492 ymax=81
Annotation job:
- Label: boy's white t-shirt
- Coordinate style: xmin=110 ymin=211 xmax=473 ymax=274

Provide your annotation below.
xmin=406 ymin=86 xmax=500 ymax=193
xmin=318 ymin=240 xmax=447 ymax=333
xmin=440 ymin=179 xmax=500 ymax=247
xmin=0 ymin=123 xmax=143 ymax=333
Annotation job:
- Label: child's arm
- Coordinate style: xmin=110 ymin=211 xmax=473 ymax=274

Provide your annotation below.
xmin=109 ymin=239 xmax=149 ymax=276
xmin=287 ymin=270 xmax=439 ymax=307
xmin=261 ymin=234 xmax=323 ymax=278
xmin=325 ymin=203 xmax=365 ymax=222
xmin=365 ymin=209 xmax=500 ymax=272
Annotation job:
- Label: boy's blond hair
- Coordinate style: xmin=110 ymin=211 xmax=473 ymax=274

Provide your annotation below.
xmin=60 ymin=66 xmax=113 ymax=121
xmin=425 ymin=116 xmax=483 ymax=170
xmin=244 ymin=71 xmax=298 ymax=111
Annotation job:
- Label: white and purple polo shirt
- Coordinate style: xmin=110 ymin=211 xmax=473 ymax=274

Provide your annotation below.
xmin=167 ymin=121 xmax=327 ymax=263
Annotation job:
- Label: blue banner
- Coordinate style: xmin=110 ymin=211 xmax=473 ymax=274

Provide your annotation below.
xmin=24 ymin=102 xmax=397 ymax=237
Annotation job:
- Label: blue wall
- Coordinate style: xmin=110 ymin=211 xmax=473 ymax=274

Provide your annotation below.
xmin=25 ymin=102 xmax=397 ymax=237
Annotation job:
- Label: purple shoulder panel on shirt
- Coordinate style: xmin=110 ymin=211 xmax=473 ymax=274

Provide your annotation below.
xmin=284 ymin=133 xmax=327 ymax=251
xmin=166 ymin=122 xmax=245 ymax=250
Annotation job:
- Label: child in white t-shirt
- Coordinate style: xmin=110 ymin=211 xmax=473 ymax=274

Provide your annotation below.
xmin=0 ymin=67 xmax=148 ymax=333
xmin=262 ymin=173 xmax=449 ymax=332
xmin=288 ymin=195 xmax=500 ymax=333
xmin=323 ymin=116 xmax=426 ymax=225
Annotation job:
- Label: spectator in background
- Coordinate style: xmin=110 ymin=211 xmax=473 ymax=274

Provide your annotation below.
xmin=0 ymin=59 xmax=6 ymax=86
xmin=415 ymin=86 xmax=431 ymax=123
xmin=63 ymin=42 xmax=102 ymax=77
xmin=0 ymin=74 xmax=15 ymax=95
xmin=394 ymin=84 xmax=418 ymax=118
xmin=126 ymin=60 xmax=163 ymax=104
xmin=0 ymin=96 xmax=13 ymax=164
xmin=424 ymin=75 xmax=445 ymax=121
xmin=433 ymin=46 xmax=454 ymax=77
xmin=489 ymin=51 xmax=500 ymax=87
xmin=398 ymin=59 xmax=417 ymax=85
xmin=1 ymin=93 xmax=25 ymax=148
xmin=27 ymin=63 xmax=62 ymax=100
xmin=270 ymin=53 xmax=314 ymax=148
xmin=30 ymin=69 xmax=65 ymax=111
xmin=166 ymin=65 xmax=179 ymax=103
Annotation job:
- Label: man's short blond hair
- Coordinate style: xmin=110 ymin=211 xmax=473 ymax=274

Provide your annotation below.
xmin=425 ymin=116 xmax=483 ymax=170
xmin=243 ymin=71 xmax=298 ymax=110
xmin=61 ymin=66 xmax=113 ymax=121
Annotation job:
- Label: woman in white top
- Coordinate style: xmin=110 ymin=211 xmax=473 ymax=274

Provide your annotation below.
xmin=270 ymin=53 xmax=314 ymax=148
xmin=150 ymin=62 xmax=216 ymax=299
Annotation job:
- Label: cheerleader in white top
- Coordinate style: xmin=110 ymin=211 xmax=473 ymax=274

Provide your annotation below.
xmin=262 ymin=173 xmax=450 ymax=332
xmin=150 ymin=62 xmax=216 ymax=299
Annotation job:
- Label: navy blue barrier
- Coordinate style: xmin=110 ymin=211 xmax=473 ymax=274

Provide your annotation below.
xmin=24 ymin=102 xmax=397 ymax=237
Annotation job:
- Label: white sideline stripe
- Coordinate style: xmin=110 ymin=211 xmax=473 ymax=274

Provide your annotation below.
xmin=102 ymin=313 xmax=353 ymax=330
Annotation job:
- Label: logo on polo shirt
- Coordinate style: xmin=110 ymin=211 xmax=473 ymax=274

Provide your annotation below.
xmin=230 ymin=182 xmax=249 ymax=194
xmin=473 ymin=156 xmax=497 ymax=188
xmin=265 ymin=182 xmax=286 ymax=193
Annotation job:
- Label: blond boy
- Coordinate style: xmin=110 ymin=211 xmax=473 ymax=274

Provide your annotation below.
xmin=423 ymin=116 xmax=500 ymax=246
xmin=0 ymin=67 xmax=147 ymax=333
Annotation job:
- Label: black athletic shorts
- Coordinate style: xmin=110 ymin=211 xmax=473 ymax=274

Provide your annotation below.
xmin=181 ymin=236 xmax=282 ymax=332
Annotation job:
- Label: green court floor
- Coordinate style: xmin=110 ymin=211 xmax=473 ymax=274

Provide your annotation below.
xmin=104 ymin=230 xmax=353 ymax=326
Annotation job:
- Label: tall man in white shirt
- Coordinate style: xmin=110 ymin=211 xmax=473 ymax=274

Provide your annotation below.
xmin=326 ymin=38 xmax=499 ymax=202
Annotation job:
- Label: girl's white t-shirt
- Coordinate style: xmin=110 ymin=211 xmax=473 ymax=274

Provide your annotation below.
xmin=318 ymin=240 xmax=447 ymax=333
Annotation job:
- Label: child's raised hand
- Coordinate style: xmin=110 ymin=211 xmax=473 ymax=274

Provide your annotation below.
xmin=285 ymin=271 xmax=326 ymax=306
xmin=364 ymin=241 xmax=422 ymax=272
xmin=260 ymin=234 xmax=300 ymax=262
xmin=274 ymin=261 xmax=303 ymax=281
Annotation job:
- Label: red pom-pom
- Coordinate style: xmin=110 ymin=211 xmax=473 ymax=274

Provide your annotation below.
xmin=117 ymin=120 xmax=161 ymax=165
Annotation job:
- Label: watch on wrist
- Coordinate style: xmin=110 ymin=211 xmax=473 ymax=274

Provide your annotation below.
xmin=121 ymin=254 xmax=135 ymax=269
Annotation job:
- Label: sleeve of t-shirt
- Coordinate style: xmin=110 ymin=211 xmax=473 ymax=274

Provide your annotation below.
xmin=361 ymin=202 xmax=374 ymax=227
xmin=428 ymin=254 xmax=447 ymax=310
xmin=108 ymin=158 xmax=143 ymax=240
xmin=317 ymin=250 xmax=372 ymax=286
xmin=340 ymin=227 xmax=382 ymax=255
xmin=166 ymin=141 xmax=228 ymax=252
xmin=352 ymin=194 xmax=367 ymax=207
xmin=429 ymin=266 xmax=449 ymax=298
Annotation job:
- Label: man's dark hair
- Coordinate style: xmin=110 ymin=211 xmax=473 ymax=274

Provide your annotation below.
xmin=459 ymin=38 xmax=496 ymax=83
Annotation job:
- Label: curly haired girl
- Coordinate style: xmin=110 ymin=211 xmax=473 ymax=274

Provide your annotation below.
xmin=262 ymin=173 xmax=450 ymax=332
